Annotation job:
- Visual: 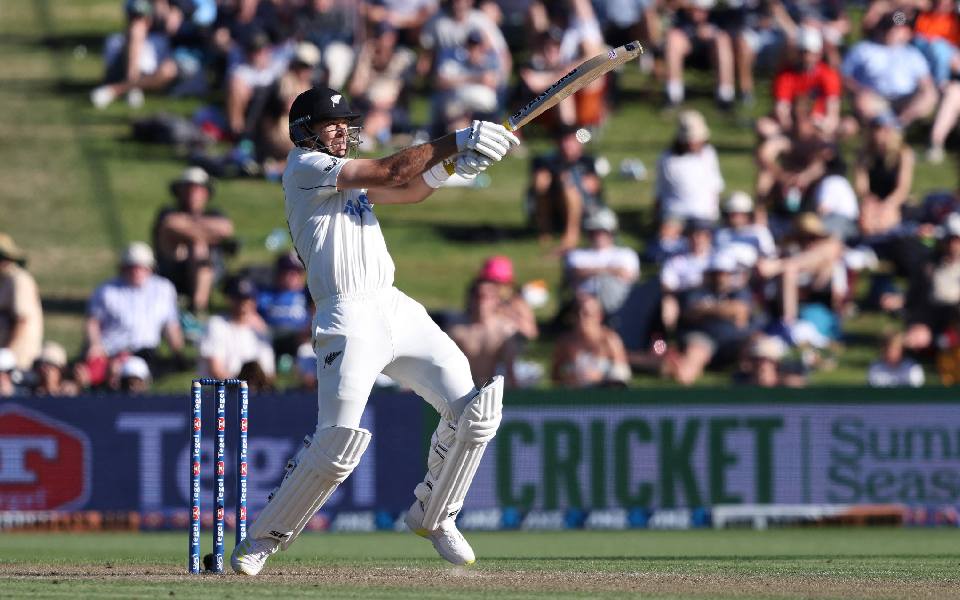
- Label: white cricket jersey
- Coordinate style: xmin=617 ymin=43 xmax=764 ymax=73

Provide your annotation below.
xmin=282 ymin=148 xmax=395 ymax=300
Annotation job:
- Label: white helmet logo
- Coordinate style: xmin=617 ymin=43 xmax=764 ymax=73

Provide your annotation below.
xmin=331 ymin=94 xmax=342 ymax=107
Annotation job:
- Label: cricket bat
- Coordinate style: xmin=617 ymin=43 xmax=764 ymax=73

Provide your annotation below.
xmin=505 ymin=40 xmax=644 ymax=131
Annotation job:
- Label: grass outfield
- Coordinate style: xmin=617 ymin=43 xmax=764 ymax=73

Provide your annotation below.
xmin=1 ymin=530 xmax=959 ymax=598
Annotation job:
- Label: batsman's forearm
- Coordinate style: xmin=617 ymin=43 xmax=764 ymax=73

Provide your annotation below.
xmin=376 ymin=133 xmax=457 ymax=185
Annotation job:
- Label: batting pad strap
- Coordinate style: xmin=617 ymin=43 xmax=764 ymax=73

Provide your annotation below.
xmin=249 ymin=426 xmax=370 ymax=549
xmin=420 ymin=376 xmax=503 ymax=531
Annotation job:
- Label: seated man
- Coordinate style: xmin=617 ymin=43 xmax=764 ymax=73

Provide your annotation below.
xmin=256 ymin=252 xmax=312 ymax=359
xmin=664 ymin=251 xmax=753 ymax=385
xmin=660 ymin=218 xmax=715 ymax=333
xmin=200 ymin=277 xmax=275 ymax=382
xmin=563 ymin=208 xmax=640 ymax=317
xmin=0 ymin=234 xmax=43 ymax=371
xmin=842 ymin=14 xmax=938 ymax=128
xmin=528 ymin=124 xmax=604 ymax=252
xmin=664 ymin=0 xmax=736 ymax=108
xmin=85 ymin=242 xmax=185 ymax=377
xmin=152 ymin=167 xmax=235 ymax=312
xmin=226 ymin=29 xmax=292 ymax=139
xmin=434 ymin=30 xmax=501 ymax=131
xmin=447 ymin=278 xmax=519 ymax=388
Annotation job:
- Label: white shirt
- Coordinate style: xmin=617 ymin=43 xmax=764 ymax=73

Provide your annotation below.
xmin=815 ymin=174 xmax=859 ymax=220
xmin=199 ymin=316 xmax=276 ymax=378
xmin=868 ymin=359 xmax=924 ymax=387
xmin=715 ymin=224 xmax=777 ymax=258
xmin=88 ymin=275 xmax=178 ymax=356
xmin=283 ymin=148 xmax=395 ymax=301
xmin=421 ymin=9 xmax=508 ymax=56
xmin=660 ymin=252 xmax=710 ymax=292
xmin=565 ymin=246 xmax=640 ymax=280
xmin=656 ymin=145 xmax=724 ymax=222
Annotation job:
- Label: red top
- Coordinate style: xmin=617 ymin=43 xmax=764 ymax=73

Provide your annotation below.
xmin=772 ymin=62 xmax=842 ymax=116
xmin=915 ymin=11 xmax=960 ymax=45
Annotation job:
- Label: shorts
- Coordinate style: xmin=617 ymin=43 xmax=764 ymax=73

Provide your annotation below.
xmin=313 ymin=287 xmax=475 ymax=427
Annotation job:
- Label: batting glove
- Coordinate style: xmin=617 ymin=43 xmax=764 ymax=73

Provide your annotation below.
xmin=455 ymin=121 xmax=521 ymax=162
xmin=455 ymin=150 xmax=492 ymax=178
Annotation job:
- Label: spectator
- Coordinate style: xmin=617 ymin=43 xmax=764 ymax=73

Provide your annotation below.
xmin=664 ymin=0 xmax=737 ymax=109
xmin=226 ymin=28 xmax=291 ymax=139
xmin=119 ymin=355 xmax=152 ymax=394
xmin=757 ymin=26 xmax=842 ymax=141
xmin=714 ymin=191 xmax=777 ymax=260
xmin=476 ymin=256 xmax=538 ymax=341
xmin=31 ymin=341 xmax=74 ymax=397
xmin=362 ymin=0 xmax=438 ymax=48
xmin=295 ymin=0 xmax=358 ymax=90
xmin=842 ymin=13 xmax=938 ymax=128
xmin=812 ymin=157 xmax=859 ymax=241
xmin=563 ymin=208 xmax=640 ymax=317
xmin=294 ymin=340 xmax=318 ymax=390
xmin=257 ymin=42 xmax=322 ymax=171
xmin=152 ymin=166 xmax=235 ymax=312
xmin=434 ymin=29 xmax=502 ymax=130
xmin=199 ymin=277 xmax=275 ymax=382
xmin=552 ymin=292 xmax=630 ymax=388
xmin=420 ymin=0 xmax=511 ymax=84
xmin=0 ymin=234 xmax=43 ymax=371
xmin=854 ymin=113 xmax=914 ymax=237
xmin=868 ymin=331 xmax=924 ymax=386
xmin=528 ymin=124 xmax=605 ymax=252
xmin=655 ymin=110 xmax=724 ymax=225
xmin=664 ymin=251 xmax=753 ymax=385
xmin=518 ymin=27 xmax=578 ymax=125
xmin=348 ymin=22 xmax=417 ymax=149
xmin=660 ymin=218 xmax=715 ymax=333
xmin=85 ymin=242 xmax=185 ymax=380
xmin=928 ymin=77 xmax=960 ymax=163
xmin=913 ymin=0 xmax=960 ymax=89
xmin=905 ymin=213 xmax=960 ymax=352
xmin=256 ymin=252 xmax=311 ymax=359
xmin=783 ymin=0 xmax=849 ymax=68
xmin=0 ymin=348 xmax=16 ymax=397
xmin=448 ymin=278 xmax=519 ymax=387
xmin=731 ymin=0 xmax=794 ymax=108
xmin=733 ymin=334 xmax=806 ymax=387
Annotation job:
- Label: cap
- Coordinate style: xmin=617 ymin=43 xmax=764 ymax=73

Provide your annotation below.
xmin=292 ymin=42 xmax=321 ymax=68
xmin=478 ymin=255 xmax=514 ymax=284
xmin=584 ymin=208 xmax=619 ymax=232
xmin=706 ymin=251 xmax=738 ymax=273
xmin=290 ymin=87 xmax=361 ymax=129
xmin=242 ymin=28 xmax=271 ymax=52
xmin=38 ymin=341 xmax=67 ymax=368
xmin=225 ymin=276 xmax=258 ymax=300
xmin=276 ymin=251 xmax=304 ymax=272
xmin=798 ymin=26 xmax=823 ymax=53
xmin=676 ymin=110 xmax=710 ymax=144
xmin=751 ymin=335 xmax=787 ymax=361
xmin=120 ymin=355 xmax=151 ymax=380
xmin=120 ymin=241 xmax=155 ymax=269
xmin=723 ymin=191 xmax=754 ymax=214
xmin=466 ymin=30 xmax=484 ymax=46
xmin=0 ymin=348 xmax=15 ymax=372
xmin=0 ymin=233 xmax=26 ymax=264
xmin=170 ymin=166 xmax=212 ymax=194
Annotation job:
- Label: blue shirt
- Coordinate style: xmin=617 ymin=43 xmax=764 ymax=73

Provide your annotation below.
xmin=256 ymin=288 xmax=310 ymax=335
xmin=842 ymin=40 xmax=930 ymax=99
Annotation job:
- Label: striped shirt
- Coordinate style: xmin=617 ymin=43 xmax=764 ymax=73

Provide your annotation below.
xmin=88 ymin=275 xmax=179 ymax=356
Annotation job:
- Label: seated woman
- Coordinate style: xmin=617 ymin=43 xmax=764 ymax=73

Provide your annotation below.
xmin=552 ymin=293 xmax=630 ymax=388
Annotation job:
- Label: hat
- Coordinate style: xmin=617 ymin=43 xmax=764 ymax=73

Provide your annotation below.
xmin=170 ymin=166 xmax=213 ymax=196
xmin=120 ymin=355 xmax=151 ymax=380
xmin=676 ymin=110 xmax=710 ymax=144
xmin=466 ymin=30 xmax=484 ymax=46
xmin=242 ymin=28 xmax=271 ymax=53
xmin=0 ymin=348 xmax=15 ymax=373
xmin=478 ymin=255 xmax=514 ymax=284
xmin=120 ymin=241 xmax=155 ymax=269
xmin=276 ymin=251 xmax=304 ymax=272
xmin=793 ymin=212 xmax=828 ymax=238
xmin=225 ymin=277 xmax=257 ymax=300
xmin=706 ymin=251 xmax=738 ymax=273
xmin=797 ymin=26 xmax=823 ymax=53
xmin=0 ymin=233 xmax=26 ymax=264
xmin=751 ymin=335 xmax=787 ymax=361
xmin=38 ymin=342 xmax=67 ymax=368
xmin=723 ymin=191 xmax=754 ymax=214
xmin=292 ymin=42 xmax=321 ymax=68
xmin=584 ymin=208 xmax=619 ymax=232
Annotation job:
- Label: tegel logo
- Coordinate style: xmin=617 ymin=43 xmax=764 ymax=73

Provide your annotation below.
xmin=0 ymin=405 xmax=91 ymax=510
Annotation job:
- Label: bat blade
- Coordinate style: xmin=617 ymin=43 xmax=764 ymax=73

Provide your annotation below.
xmin=505 ymin=41 xmax=644 ymax=131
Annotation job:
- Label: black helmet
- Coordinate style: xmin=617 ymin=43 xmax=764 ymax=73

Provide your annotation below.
xmin=289 ymin=87 xmax=361 ymax=150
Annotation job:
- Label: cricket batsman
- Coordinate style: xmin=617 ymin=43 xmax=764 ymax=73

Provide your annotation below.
xmin=231 ymin=86 xmax=519 ymax=575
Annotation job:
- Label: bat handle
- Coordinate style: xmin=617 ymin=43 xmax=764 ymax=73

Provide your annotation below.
xmin=502 ymin=118 xmax=516 ymax=132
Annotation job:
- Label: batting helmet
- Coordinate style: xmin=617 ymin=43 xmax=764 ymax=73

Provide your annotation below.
xmin=289 ymin=87 xmax=361 ymax=150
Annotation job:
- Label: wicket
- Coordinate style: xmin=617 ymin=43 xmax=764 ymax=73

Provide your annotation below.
xmin=189 ymin=378 xmax=249 ymax=574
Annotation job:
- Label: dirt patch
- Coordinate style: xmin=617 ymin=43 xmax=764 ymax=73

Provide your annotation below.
xmin=2 ymin=563 xmax=958 ymax=599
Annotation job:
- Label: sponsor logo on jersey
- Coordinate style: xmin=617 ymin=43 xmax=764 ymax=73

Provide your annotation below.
xmin=323 ymin=350 xmax=344 ymax=368
xmin=322 ymin=158 xmax=338 ymax=172
xmin=343 ymin=193 xmax=372 ymax=218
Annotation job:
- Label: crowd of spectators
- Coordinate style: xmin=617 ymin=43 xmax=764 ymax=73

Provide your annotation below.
xmin=9 ymin=0 xmax=960 ymax=396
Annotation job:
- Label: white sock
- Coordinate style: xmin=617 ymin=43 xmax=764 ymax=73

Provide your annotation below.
xmin=717 ymin=84 xmax=735 ymax=102
xmin=667 ymin=80 xmax=684 ymax=104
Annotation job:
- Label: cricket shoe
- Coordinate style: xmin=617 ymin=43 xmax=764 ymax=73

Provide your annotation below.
xmin=404 ymin=500 xmax=475 ymax=566
xmin=230 ymin=536 xmax=279 ymax=576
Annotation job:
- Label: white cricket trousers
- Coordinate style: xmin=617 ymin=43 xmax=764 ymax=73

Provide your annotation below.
xmin=313 ymin=287 xmax=476 ymax=428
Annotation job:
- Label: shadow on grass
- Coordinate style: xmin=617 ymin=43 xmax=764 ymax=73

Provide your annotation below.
xmin=41 ymin=296 xmax=88 ymax=315
xmin=432 ymin=223 xmax=535 ymax=244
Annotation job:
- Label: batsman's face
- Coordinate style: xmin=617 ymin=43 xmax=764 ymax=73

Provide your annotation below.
xmin=317 ymin=119 xmax=350 ymax=157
